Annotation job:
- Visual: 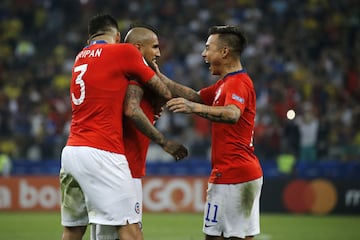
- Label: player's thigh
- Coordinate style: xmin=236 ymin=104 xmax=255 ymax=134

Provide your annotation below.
xmin=89 ymin=178 xmax=143 ymax=240
xmin=222 ymin=178 xmax=263 ymax=238
xmin=62 ymin=146 xmax=140 ymax=225
xmin=203 ymin=178 xmax=262 ymax=238
xmin=203 ymin=183 xmax=225 ymax=236
xmin=133 ymin=178 xmax=143 ymax=220
xmin=60 ymin=147 xmax=88 ymax=226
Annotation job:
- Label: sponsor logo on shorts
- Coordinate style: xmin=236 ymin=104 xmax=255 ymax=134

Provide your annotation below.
xmin=135 ymin=202 xmax=140 ymax=214
xmin=204 ymin=223 xmax=216 ymax=228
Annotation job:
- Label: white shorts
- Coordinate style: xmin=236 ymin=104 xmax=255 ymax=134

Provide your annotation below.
xmin=203 ymin=177 xmax=263 ymax=238
xmin=89 ymin=178 xmax=143 ymax=240
xmin=60 ymin=146 xmax=141 ymax=227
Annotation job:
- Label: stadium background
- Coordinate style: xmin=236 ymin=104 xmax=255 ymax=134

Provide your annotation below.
xmin=0 ymin=0 xmax=359 ymax=215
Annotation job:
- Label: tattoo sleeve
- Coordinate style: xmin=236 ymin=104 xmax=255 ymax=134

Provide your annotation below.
xmin=124 ymin=84 xmax=165 ymax=146
xmin=146 ymin=75 xmax=172 ymax=100
xmin=158 ymin=72 xmax=202 ymax=103
xmin=195 ymin=104 xmax=241 ymax=124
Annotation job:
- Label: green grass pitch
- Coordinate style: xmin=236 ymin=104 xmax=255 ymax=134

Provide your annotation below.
xmin=0 ymin=212 xmax=359 ymax=240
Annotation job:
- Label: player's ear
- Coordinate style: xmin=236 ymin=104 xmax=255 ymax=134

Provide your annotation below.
xmin=115 ymin=32 xmax=121 ymax=43
xmin=221 ymin=47 xmax=230 ymax=57
xmin=134 ymin=42 xmax=142 ymax=50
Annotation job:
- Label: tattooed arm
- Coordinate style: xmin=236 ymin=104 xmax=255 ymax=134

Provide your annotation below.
xmin=124 ymin=84 xmax=165 ymax=145
xmin=123 ymin=84 xmax=188 ymax=160
xmin=166 ymin=97 xmax=240 ymax=124
xmin=154 ymin=65 xmax=202 ymax=103
xmin=152 ymin=65 xmax=239 ymax=123
xmin=145 ymin=74 xmax=172 ymax=100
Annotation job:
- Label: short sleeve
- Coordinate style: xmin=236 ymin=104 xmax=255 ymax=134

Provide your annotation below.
xmin=224 ymin=78 xmax=248 ymax=113
xmin=199 ymin=81 xmax=221 ymax=106
xmin=122 ymin=44 xmax=155 ymax=83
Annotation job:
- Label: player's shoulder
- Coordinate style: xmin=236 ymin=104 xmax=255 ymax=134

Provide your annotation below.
xmin=231 ymin=71 xmax=253 ymax=83
xmin=111 ymin=43 xmax=138 ymax=51
xmin=109 ymin=43 xmax=141 ymax=56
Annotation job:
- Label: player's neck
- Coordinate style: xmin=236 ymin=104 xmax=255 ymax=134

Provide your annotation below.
xmin=89 ymin=35 xmax=116 ymax=44
xmin=221 ymin=61 xmax=243 ymax=78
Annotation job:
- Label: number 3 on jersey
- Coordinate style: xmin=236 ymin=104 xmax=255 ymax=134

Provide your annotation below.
xmin=72 ymin=64 xmax=87 ymax=105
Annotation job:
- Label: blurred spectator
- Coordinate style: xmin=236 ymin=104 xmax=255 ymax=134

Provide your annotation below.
xmin=0 ymin=152 xmax=11 ymax=177
xmin=276 ymin=151 xmax=296 ymax=176
xmin=295 ymin=102 xmax=319 ymax=163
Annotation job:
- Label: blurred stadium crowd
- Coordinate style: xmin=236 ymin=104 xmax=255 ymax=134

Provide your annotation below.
xmin=0 ymin=0 xmax=359 ymax=166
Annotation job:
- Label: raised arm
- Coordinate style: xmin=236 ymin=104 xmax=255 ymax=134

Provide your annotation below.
xmin=145 ymin=74 xmax=173 ymax=100
xmin=153 ymin=63 xmax=202 ymax=103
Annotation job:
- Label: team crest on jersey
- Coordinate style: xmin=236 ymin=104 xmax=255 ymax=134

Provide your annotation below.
xmin=135 ymin=202 xmax=140 ymax=214
xmin=232 ymin=93 xmax=244 ymax=104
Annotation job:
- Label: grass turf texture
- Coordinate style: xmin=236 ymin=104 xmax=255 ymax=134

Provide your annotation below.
xmin=0 ymin=212 xmax=359 ymax=240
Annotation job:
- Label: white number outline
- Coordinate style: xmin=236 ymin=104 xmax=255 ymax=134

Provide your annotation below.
xmin=71 ymin=64 xmax=87 ymax=105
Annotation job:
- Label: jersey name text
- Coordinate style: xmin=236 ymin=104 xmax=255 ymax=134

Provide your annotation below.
xmin=76 ymin=48 xmax=102 ymax=61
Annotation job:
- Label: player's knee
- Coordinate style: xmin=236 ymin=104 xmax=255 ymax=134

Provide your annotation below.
xmin=117 ymin=223 xmax=142 ymax=240
xmin=62 ymin=226 xmax=87 ymax=240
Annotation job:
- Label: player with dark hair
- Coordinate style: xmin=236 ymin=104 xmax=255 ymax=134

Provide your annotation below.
xmin=163 ymin=25 xmax=263 ymax=240
xmin=60 ymin=14 xmax=175 ymax=240
xmin=90 ymin=24 xmax=188 ymax=240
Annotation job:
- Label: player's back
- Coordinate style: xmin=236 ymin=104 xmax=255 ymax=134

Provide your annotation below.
xmin=67 ymin=42 xmax=154 ymax=155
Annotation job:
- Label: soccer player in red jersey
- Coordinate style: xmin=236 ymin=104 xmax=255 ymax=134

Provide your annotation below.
xmin=90 ymin=25 xmax=188 ymax=240
xmin=164 ymin=26 xmax=263 ymax=240
xmin=60 ymin=14 xmax=175 ymax=240
xmin=123 ymin=25 xmax=188 ymax=174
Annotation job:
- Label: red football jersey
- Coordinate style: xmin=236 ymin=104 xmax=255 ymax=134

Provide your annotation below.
xmin=123 ymin=81 xmax=158 ymax=178
xmin=199 ymin=70 xmax=263 ymax=184
xmin=66 ymin=42 xmax=155 ymax=154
